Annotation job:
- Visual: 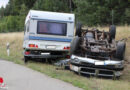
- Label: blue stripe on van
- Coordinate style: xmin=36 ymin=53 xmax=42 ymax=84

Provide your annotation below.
xmin=29 ymin=36 xmax=72 ymax=42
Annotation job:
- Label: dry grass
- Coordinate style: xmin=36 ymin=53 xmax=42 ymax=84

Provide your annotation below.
xmin=0 ymin=26 xmax=130 ymax=90
xmin=0 ymin=32 xmax=24 ymax=64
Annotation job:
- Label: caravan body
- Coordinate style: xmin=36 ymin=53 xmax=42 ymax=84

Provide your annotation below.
xmin=23 ymin=10 xmax=75 ymax=60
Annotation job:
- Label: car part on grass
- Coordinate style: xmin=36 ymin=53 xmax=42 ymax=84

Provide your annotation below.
xmin=54 ymin=59 xmax=70 ymax=70
xmin=70 ymin=24 xmax=126 ymax=78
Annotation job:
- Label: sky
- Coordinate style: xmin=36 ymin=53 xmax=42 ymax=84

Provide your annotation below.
xmin=0 ymin=0 xmax=9 ymax=8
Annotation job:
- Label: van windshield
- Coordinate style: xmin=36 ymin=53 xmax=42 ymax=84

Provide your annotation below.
xmin=37 ymin=21 xmax=67 ymax=36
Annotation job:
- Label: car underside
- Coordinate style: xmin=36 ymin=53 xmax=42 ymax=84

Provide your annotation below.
xmin=70 ymin=23 xmax=126 ymax=78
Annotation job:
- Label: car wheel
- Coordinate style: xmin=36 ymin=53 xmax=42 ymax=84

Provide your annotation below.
xmin=116 ymin=41 xmax=126 ymax=60
xmin=76 ymin=22 xmax=82 ymax=37
xmin=109 ymin=25 xmax=116 ymax=42
xmin=24 ymin=56 xmax=29 ymax=63
xmin=70 ymin=36 xmax=80 ymax=55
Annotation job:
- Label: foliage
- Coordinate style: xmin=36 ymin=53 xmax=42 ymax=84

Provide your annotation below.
xmin=0 ymin=16 xmax=25 ymax=32
xmin=33 ymin=0 xmax=70 ymax=12
xmin=73 ymin=0 xmax=130 ymax=26
xmin=0 ymin=0 xmax=130 ymax=32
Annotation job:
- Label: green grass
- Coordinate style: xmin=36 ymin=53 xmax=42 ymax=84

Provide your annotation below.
xmin=0 ymin=26 xmax=130 ymax=90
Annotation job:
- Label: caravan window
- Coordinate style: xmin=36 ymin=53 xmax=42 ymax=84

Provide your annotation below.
xmin=37 ymin=21 xmax=67 ymax=36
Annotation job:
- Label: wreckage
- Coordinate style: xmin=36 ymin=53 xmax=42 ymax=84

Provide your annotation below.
xmin=70 ymin=23 xmax=126 ymax=78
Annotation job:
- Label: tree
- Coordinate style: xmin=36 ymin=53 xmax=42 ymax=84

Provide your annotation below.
xmin=0 ymin=0 xmax=130 ymax=33
xmin=19 ymin=4 xmax=28 ymax=16
xmin=0 ymin=6 xmax=5 ymax=18
xmin=73 ymin=0 xmax=130 ymax=26
xmin=23 ymin=0 xmax=36 ymax=9
xmin=125 ymin=8 xmax=130 ymax=24
xmin=33 ymin=0 xmax=70 ymax=12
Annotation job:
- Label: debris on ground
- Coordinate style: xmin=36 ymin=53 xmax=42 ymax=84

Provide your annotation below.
xmin=54 ymin=59 xmax=70 ymax=70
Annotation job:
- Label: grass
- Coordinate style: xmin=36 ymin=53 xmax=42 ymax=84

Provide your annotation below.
xmin=0 ymin=26 xmax=130 ymax=90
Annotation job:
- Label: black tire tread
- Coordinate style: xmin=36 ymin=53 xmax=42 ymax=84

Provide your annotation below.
xmin=24 ymin=56 xmax=29 ymax=63
xmin=70 ymin=36 xmax=80 ymax=55
xmin=109 ymin=25 xmax=116 ymax=39
xmin=76 ymin=22 xmax=82 ymax=37
xmin=116 ymin=42 xmax=126 ymax=60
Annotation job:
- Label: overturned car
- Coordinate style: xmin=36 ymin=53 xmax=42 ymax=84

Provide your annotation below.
xmin=70 ymin=23 xmax=126 ymax=78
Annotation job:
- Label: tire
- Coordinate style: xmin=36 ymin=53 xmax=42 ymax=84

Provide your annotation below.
xmin=76 ymin=22 xmax=82 ymax=37
xmin=70 ymin=36 xmax=80 ymax=55
xmin=109 ymin=25 xmax=116 ymax=42
xmin=24 ymin=56 xmax=29 ymax=63
xmin=116 ymin=42 xmax=126 ymax=60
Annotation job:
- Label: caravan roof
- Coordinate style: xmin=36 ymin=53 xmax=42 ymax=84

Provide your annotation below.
xmin=25 ymin=10 xmax=75 ymax=24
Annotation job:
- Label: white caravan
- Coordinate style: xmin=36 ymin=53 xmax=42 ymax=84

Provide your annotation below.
xmin=23 ymin=10 xmax=75 ymax=63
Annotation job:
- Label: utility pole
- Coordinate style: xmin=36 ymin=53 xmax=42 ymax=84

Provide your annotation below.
xmin=69 ymin=0 xmax=72 ymax=13
xmin=112 ymin=9 xmax=114 ymax=25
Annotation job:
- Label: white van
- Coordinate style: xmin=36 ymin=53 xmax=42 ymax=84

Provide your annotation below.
xmin=23 ymin=10 xmax=75 ymax=63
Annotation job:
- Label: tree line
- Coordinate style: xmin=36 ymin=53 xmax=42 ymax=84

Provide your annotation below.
xmin=0 ymin=0 xmax=130 ymax=32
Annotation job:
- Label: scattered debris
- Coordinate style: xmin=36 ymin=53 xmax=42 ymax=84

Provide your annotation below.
xmin=54 ymin=59 xmax=70 ymax=70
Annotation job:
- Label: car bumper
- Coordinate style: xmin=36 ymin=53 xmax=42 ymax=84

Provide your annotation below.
xmin=24 ymin=54 xmax=65 ymax=58
xmin=70 ymin=64 xmax=122 ymax=77
xmin=70 ymin=55 xmax=124 ymax=77
xmin=71 ymin=55 xmax=124 ymax=66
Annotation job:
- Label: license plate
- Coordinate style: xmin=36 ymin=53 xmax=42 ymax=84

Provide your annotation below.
xmin=46 ymin=46 xmax=56 ymax=49
xmin=70 ymin=65 xmax=79 ymax=72
xmin=41 ymin=53 xmax=50 ymax=55
xmin=95 ymin=61 xmax=105 ymax=65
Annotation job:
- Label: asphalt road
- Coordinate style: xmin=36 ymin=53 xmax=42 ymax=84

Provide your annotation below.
xmin=0 ymin=60 xmax=82 ymax=90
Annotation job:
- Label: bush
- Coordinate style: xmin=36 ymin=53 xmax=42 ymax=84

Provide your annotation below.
xmin=0 ymin=16 xmax=25 ymax=33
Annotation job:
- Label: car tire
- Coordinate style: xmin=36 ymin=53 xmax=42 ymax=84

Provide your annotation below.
xmin=109 ymin=25 xmax=116 ymax=39
xmin=70 ymin=36 xmax=80 ymax=55
xmin=76 ymin=22 xmax=82 ymax=37
xmin=116 ymin=41 xmax=126 ymax=60
xmin=109 ymin=25 xmax=116 ymax=43
xmin=24 ymin=56 xmax=29 ymax=63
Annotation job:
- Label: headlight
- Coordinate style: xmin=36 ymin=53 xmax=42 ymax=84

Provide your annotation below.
xmin=71 ymin=58 xmax=80 ymax=63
